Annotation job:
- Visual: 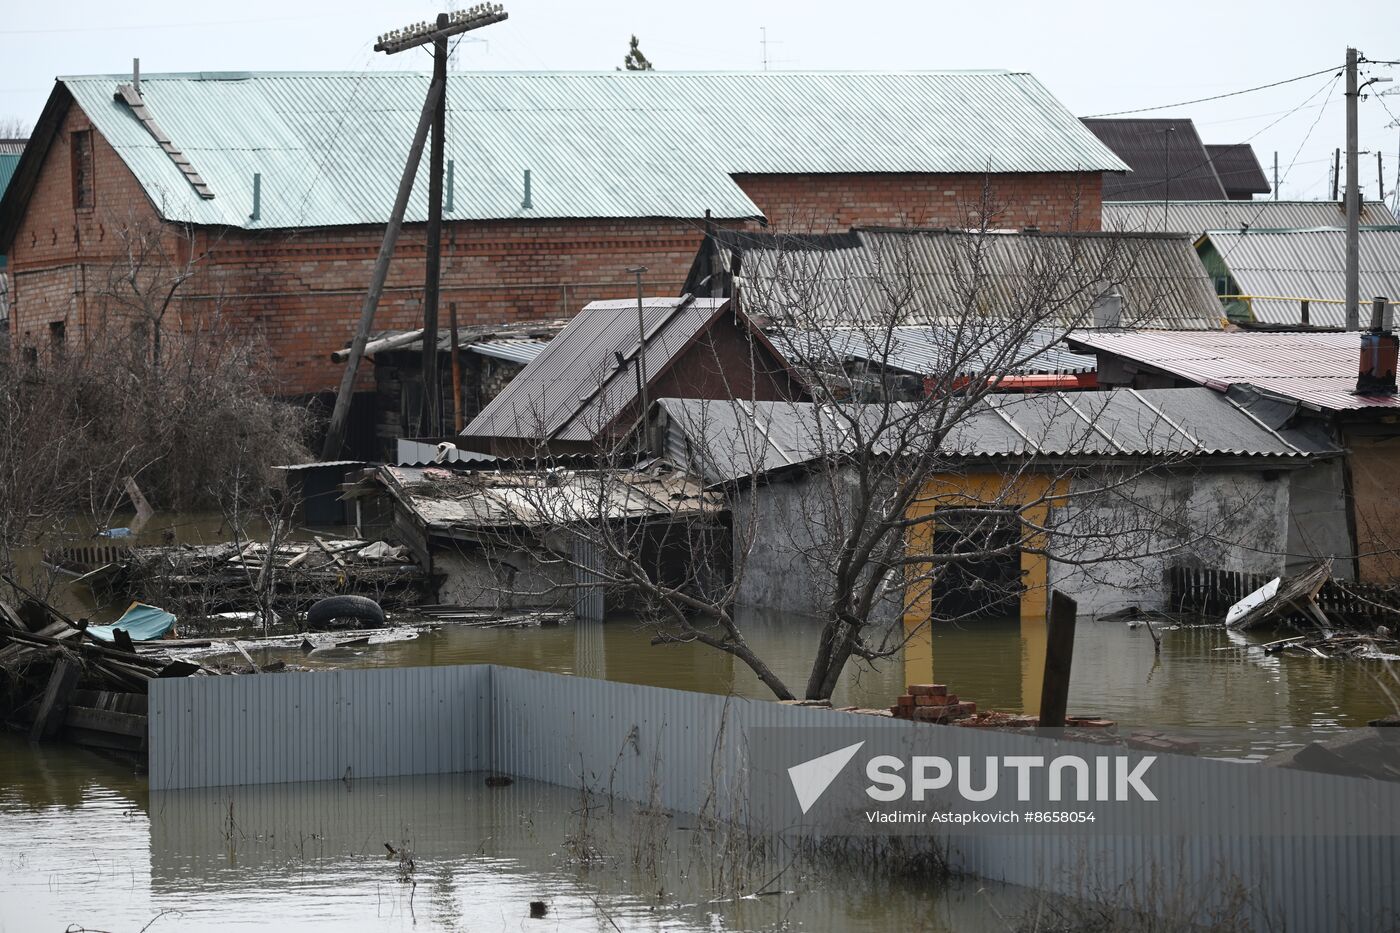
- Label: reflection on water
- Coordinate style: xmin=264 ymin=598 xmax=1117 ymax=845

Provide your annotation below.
xmin=0 ymin=733 xmax=1030 ymax=932
xmin=238 ymin=610 xmax=1396 ymax=741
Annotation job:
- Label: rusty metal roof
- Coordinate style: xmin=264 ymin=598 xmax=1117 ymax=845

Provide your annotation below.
xmin=1066 ymin=329 xmax=1400 ymax=412
xmin=462 ymin=296 xmax=734 ymax=443
xmin=1199 ymin=226 xmax=1400 ymax=327
xmin=42 ymin=70 xmax=1124 ymax=229
xmin=708 ymin=227 xmax=1223 ymax=329
xmin=1103 ymin=199 xmax=1395 ymax=236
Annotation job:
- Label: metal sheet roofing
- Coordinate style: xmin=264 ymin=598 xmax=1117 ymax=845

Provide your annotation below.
xmin=1066 ymin=329 xmax=1400 ymax=411
xmin=712 ymin=227 xmax=1222 ymax=329
xmin=0 ymin=153 xmax=19 ymax=201
xmin=1082 ymin=118 xmax=1226 ymax=201
xmin=1204 ymin=144 xmax=1271 ymax=198
xmin=1103 ymin=199 xmax=1395 ymax=236
xmin=53 ymin=70 xmax=1125 ymax=228
xmin=374 ymin=463 xmax=719 ymax=531
xmin=466 ymin=339 xmax=548 ymax=365
xmin=775 ymin=325 xmax=1096 ymax=376
xmin=654 ymin=387 xmax=1333 ymax=484
xmin=462 ymin=296 xmax=733 ymax=443
xmin=1199 ymin=226 xmax=1400 ymax=327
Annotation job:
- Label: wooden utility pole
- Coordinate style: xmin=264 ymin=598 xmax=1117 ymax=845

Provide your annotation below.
xmin=449 ymin=301 xmax=464 ymax=432
xmin=321 ymin=5 xmax=508 ymax=459
xmin=421 ymin=12 xmax=449 ymax=438
xmin=1345 ymin=47 xmax=1361 ymax=331
xmin=1273 ymin=150 xmax=1279 ymax=200
xmin=1332 ymin=148 xmax=1341 ymax=201
xmin=1039 ymin=591 xmax=1078 ymax=728
xmin=321 ymin=79 xmax=444 ymax=460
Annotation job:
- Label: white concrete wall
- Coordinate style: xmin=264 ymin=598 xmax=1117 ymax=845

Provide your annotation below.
xmin=1048 ymin=468 xmax=1291 ymax=615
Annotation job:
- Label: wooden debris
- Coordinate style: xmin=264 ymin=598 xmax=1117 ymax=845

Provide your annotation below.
xmin=1227 ymin=561 xmax=1332 ymax=632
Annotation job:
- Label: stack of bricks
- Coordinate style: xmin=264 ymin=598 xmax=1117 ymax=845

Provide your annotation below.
xmin=891 ymin=684 xmax=977 ymax=724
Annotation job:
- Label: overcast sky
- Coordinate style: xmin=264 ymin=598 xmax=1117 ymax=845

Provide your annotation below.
xmin=3 ymin=0 xmax=1399 ymax=204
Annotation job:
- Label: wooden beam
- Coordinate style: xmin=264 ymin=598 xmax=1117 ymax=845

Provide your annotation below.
xmin=30 ymin=658 xmax=82 ymax=742
xmin=1039 ymin=591 xmax=1077 ymax=728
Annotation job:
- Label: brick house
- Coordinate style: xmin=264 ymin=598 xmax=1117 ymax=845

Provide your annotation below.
xmin=0 ymin=70 xmax=1123 ymax=450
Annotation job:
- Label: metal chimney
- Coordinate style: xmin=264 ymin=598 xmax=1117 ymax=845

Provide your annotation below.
xmin=1090 ymin=288 xmax=1123 ymax=328
xmin=1356 ymin=296 xmax=1398 ymax=395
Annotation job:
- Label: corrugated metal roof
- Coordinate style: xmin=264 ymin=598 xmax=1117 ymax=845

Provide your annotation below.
xmin=462 ymin=296 xmax=734 ymax=443
xmin=716 ymin=227 xmax=1222 ymax=329
xmin=1205 ymin=144 xmax=1271 ymax=198
xmin=56 ymin=70 xmax=1125 ymax=228
xmin=0 ymin=140 xmax=24 ymax=156
xmin=775 ymin=325 xmax=1096 ymax=376
xmin=1083 ymin=118 xmax=1226 ymax=201
xmin=467 ymin=339 xmax=548 ymax=365
xmin=1200 ymin=226 xmax=1400 ymax=326
xmin=654 ymin=388 xmax=1334 ymax=484
xmin=0 ymin=153 xmax=19 ymax=200
xmin=375 ymin=463 xmax=720 ymax=530
xmin=1103 ymin=200 xmax=1395 ymax=235
xmin=1067 ymin=329 xmax=1400 ymax=411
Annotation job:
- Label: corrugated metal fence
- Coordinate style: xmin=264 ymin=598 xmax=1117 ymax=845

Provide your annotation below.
xmin=148 ymin=665 xmax=1398 ymax=930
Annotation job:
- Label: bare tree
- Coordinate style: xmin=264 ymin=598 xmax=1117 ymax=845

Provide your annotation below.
xmin=442 ymin=203 xmax=1278 ymax=700
xmin=0 ymin=118 xmax=27 ymax=139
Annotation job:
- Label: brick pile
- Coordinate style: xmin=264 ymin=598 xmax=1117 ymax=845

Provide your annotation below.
xmin=891 ymin=684 xmax=977 ymax=724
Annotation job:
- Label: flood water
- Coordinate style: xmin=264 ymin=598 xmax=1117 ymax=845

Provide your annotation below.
xmin=5 ymin=516 xmax=1398 ymax=929
xmin=0 ymin=733 xmax=1032 ymax=932
xmin=235 ymin=611 xmax=1396 ymax=753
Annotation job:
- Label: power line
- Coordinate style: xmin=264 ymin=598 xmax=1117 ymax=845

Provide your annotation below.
xmin=1083 ymin=65 xmax=1343 ymax=118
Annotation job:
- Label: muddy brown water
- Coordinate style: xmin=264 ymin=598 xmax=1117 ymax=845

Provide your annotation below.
xmin=4 ymin=516 xmax=1398 ymax=929
xmin=0 ymin=734 xmax=1039 ymax=931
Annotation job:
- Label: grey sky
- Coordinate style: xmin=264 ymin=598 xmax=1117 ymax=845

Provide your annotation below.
xmin=3 ymin=0 xmax=1399 ymax=204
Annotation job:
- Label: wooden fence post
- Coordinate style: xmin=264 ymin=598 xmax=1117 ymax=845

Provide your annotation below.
xmin=1040 ymin=591 xmax=1077 ymax=728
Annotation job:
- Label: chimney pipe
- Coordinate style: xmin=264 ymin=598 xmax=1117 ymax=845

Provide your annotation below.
xmin=1356 ymin=296 xmax=1398 ymax=396
xmin=1090 ymin=289 xmax=1122 ymax=328
xmin=521 ymin=168 xmax=532 ymax=210
xmin=132 ymin=58 xmax=141 ymax=97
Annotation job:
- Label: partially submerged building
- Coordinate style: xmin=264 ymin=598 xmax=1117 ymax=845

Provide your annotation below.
xmin=457 ymin=295 xmax=807 ymax=457
xmin=1194 ymin=226 xmax=1400 ymax=326
xmin=344 ymin=461 xmax=722 ymax=611
xmin=1069 ymin=329 xmax=1400 ymax=582
xmin=650 ymin=388 xmax=1341 ymax=619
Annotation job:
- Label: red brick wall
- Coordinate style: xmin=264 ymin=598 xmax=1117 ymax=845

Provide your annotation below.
xmin=733 ymin=172 xmax=1103 ymax=232
xmin=6 ymin=101 xmax=1104 ymax=397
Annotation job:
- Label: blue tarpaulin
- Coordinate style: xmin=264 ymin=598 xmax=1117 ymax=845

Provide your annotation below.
xmin=85 ymin=603 xmax=175 ymax=643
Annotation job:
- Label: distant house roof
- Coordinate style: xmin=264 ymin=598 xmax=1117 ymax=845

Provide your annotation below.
xmin=1067 ymin=329 xmax=1400 ymax=412
xmin=653 ymin=388 xmax=1335 ymax=485
xmin=1103 ymin=199 xmax=1395 ymax=236
xmin=1197 ymin=226 xmax=1400 ymax=327
xmin=0 ymin=140 xmax=23 ymax=208
xmin=0 ymin=70 xmax=1125 ymax=240
xmin=776 ymin=325 xmax=1096 ymax=377
xmin=687 ymin=226 xmax=1224 ymax=329
xmin=1082 ymin=118 xmax=1227 ymax=201
xmin=1205 ymin=144 xmax=1271 ymax=199
xmin=460 ymin=295 xmax=802 ymax=447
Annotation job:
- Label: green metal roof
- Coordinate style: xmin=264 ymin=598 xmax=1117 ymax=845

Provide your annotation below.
xmin=58 ymin=70 xmax=1127 ymax=230
xmin=0 ymin=154 xmax=19 ymax=202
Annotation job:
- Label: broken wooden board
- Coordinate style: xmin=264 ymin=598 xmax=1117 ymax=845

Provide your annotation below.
xmin=1226 ymin=560 xmax=1332 ymax=632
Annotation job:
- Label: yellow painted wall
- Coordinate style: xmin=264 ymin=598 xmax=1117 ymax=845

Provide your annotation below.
xmin=902 ymin=470 xmax=1066 ymax=705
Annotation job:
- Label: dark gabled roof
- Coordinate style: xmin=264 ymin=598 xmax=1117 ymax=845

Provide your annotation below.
xmin=1083 ymin=118 xmax=1228 ymax=201
xmin=687 ymin=225 xmax=1224 ymax=329
xmin=653 ymin=388 xmax=1337 ymax=485
xmin=1205 ymin=143 xmax=1271 ymax=198
xmin=461 ymin=295 xmax=797 ymax=444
